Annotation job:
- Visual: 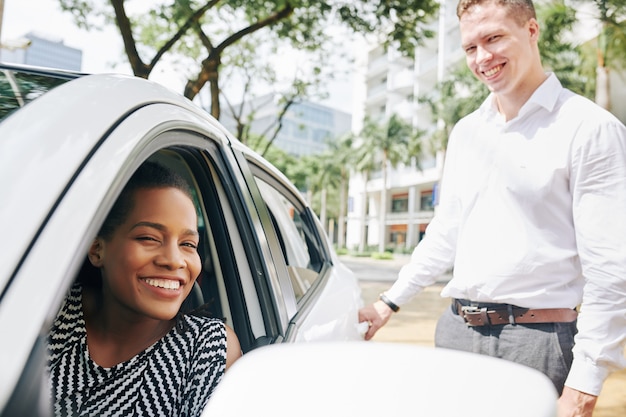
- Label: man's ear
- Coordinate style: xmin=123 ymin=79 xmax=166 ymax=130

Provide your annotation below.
xmin=528 ymin=17 xmax=540 ymax=41
xmin=88 ymin=238 xmax=105 ymax=267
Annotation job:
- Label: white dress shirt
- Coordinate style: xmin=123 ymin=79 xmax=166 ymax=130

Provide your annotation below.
xmin=385 ymin=73 xmax=626 ymax=395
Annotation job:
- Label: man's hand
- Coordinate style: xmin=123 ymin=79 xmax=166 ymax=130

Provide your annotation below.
xmin=358 ymin=300 xmax=395 ymax=341
xmin=558 ymin=386 xmax=598 ymax=417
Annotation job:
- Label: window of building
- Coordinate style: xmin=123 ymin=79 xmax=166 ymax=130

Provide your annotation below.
xmin=391 ymin=193 xmax=409 ymax=213
xmin=389 ymin=224 xmax=407 ymax=246
xmin=420 ymin=190 xmax=434 ymax=211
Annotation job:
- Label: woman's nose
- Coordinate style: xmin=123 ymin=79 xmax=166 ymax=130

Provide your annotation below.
xmin=155 ymin=242 xmax=186 ymax=269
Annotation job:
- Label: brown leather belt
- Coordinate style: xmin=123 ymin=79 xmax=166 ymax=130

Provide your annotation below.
xmin=453 ymin=299 xmax=578 ymax=326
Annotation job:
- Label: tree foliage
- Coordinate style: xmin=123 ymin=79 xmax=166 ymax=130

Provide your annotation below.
xmin=58 ymin=0 xmax=440 ymax=119
xmin=419 ymin=64 xmax=488 ymax=152
xmin=537 ymin=0 xmax=594 ymax=98
xmin=572 ymin=0 xmax=626 ymax=109
xmin=357 ymin=114 xmax=425 ymax=252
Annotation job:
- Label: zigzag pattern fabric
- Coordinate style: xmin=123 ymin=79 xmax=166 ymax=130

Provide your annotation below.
xmin=47 ymin=284 xmax=227 ymax=417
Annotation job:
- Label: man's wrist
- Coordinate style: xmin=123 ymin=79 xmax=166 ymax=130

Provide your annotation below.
xmin=379 ymin=293 xmax=400 ymax=312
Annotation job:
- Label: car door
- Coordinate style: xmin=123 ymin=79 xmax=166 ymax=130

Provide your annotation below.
xmin=1 ymin=83 xmax=282 ymax=415
xmin=235 ymin=149 xmax=364 ymax=343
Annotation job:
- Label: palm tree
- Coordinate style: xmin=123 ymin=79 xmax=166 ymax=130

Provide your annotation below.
xmin=353 ymin=140 xmax=377 ymax=253
xmin=575 ymin=0 xmax=626 ymax=110
xmin=357 ymin=114 xmax=425 ymax=253
xmin=537 ymin=0 xmax=594 ymax=98
xmin=324 ymin=133 xmax=358 ymax=249
xmin=305 ymin=152 xmax=341 ymax=236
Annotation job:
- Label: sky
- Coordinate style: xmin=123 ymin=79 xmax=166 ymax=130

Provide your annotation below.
xmin=1 ymin=0 xmax=356 ymax=114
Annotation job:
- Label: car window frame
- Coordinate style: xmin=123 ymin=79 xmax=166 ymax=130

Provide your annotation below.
xmin=152 ymin=141 xmax=285 ymax=351
xmin=243 ymin=155 xmax=334 ymax=302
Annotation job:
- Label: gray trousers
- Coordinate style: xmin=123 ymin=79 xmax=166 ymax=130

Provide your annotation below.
xmin=434 ymin=303 xmax=577 ymax=395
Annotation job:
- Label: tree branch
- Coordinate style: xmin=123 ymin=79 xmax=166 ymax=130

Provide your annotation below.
xmin=184 ymin=3 xmax=294 ymax=103
xmin=149 ymin=0 xmax=220 ymax=71
xmin=110 ymin=0 xmax=149 ymax=77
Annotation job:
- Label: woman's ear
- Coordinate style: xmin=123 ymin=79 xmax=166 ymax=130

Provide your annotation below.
xmin=88 ymin=238 xmax=104 ymax=267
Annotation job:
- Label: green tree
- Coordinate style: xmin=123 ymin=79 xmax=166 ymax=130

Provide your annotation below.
xmin=248 ymin=134 xmax=297 ymax=176
xmin=301 ymin=133 xmax=359 ymax=248
xmin=59 ymin=0 xmax=439 ymax=119
xmin=419 ymin=64 xmax=488 ymax=153
xmin=357 ymin=114 xmax=425 ymax=253
xmin=574 ymin=0 xmax=626 ymax=110
xmin=326 ymin=133 xmax=358 ymax=249
xmin=538 ymin=0 xmax=594 ymax=98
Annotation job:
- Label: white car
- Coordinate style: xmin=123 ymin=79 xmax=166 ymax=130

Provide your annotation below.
xmin=203 ymin=342 xmax=558 ymax=417
xmin=0 ymin=64 xmax=364 ymax=416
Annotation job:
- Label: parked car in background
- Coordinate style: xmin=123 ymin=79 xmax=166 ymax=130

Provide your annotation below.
xmin=0 ymin=64 xmax=364 ymax=416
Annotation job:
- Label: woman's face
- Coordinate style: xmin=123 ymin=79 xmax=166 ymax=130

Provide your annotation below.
xmin=90 ymin=187 xmax=201 ymax=321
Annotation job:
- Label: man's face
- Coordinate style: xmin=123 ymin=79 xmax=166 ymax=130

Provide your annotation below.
xmin=460 ymin=1 xmax=539 ymax=97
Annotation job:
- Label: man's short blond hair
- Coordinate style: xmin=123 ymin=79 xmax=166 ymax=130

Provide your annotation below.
xmin=456 ymin=0 xmax=536 ymax=26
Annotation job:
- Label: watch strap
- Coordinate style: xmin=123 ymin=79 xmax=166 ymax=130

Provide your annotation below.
xmin=379 ymin=293 xmax=400 ymax=312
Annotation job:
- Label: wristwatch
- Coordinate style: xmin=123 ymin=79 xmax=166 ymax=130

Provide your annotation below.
xmin=379 ymin=293 xmax=400 ymax=312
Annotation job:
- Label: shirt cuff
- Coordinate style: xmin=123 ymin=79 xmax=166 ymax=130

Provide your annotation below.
xmin=564 ymin=358 xmax=610 ymax=396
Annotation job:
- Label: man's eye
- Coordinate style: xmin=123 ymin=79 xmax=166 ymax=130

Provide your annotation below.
xmin=181 ymin=242 xmax=198 ymax=249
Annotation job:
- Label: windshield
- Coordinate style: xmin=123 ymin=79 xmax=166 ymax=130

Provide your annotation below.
xmin=0 ymin=65 xmax=79 ymax=121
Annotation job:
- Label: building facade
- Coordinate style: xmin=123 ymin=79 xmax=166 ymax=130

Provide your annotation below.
xmin=221 ymin=93 xmax=351 ymax=158
xmin=346 ymin=0 xmax=464 ymax=252
xmin=1 ymin=32 xmax=82 ymax=71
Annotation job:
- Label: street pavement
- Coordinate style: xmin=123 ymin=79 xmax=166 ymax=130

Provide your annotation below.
xmin=339 ymin=255 xmax=626 ymax=417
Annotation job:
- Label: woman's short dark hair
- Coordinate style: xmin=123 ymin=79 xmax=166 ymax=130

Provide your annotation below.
xmin=98 ymin=161 xmax=194 ymax=240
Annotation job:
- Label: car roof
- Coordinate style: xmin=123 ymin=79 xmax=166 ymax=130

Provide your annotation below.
xmin=0 ymin=72 xmax=233 ymax=293
xmin=0 ymin=62 xmax=86 ymax=79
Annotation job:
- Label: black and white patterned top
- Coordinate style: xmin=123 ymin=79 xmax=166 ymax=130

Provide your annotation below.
xmin=47 ymin=284 xmax=227 ymax=417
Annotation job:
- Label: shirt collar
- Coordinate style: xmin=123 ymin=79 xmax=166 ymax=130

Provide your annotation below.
xmin=478 ymin=73 xmax=563 ymax=121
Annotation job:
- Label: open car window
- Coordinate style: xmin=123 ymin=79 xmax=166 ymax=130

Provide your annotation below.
xmin=252 ymin=175 xmax=326 ymax=302
xmin=144 ymin=143 xmax=277 ymax=353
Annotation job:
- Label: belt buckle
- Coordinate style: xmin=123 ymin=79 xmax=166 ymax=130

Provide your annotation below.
xmin=460 ymin=305 xmax=481 ymax=314
xmin=461 ymin=305 xmax=489 ymax=326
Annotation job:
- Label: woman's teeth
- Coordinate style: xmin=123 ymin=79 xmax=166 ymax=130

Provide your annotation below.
xmin=144 ymin=278 xmax=180 ymax=290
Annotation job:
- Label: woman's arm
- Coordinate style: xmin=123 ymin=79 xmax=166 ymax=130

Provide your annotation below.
xmin=224 ymin=325 xmax=242 ymax=370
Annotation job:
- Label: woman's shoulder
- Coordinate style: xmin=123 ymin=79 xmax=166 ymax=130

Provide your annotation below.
xmin=50 ymin=283 xmax=83 ymax=330
xmin=47 ymin=283 xmax=85 ymax=368
xmin=179 ymin=313 xmax=225 ymax=331
xmin=172 ymin=314 xmax=227 ymax=349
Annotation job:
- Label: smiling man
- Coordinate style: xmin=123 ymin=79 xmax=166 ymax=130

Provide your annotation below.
xmin=358 ymin=1 xmax=626 ymax=416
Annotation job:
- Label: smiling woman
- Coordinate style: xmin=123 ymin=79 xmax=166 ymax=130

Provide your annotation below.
xmin=46 ymin=162 xmax=242 ymax=417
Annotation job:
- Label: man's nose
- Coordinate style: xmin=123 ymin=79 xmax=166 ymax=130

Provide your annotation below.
xmin=476 ymin=46 xmax=493 ymax=64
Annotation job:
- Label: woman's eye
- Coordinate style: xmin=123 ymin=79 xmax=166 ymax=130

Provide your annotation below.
xmin=137 ymin=236 xmax=159 ymax=243
xmin=181 ymin=242 xmax=198 ymax=249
